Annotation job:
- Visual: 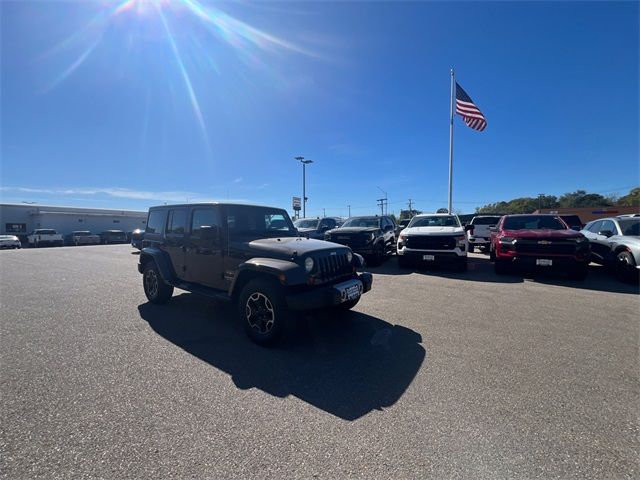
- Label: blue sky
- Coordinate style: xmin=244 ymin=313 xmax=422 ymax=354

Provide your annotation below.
xmin=1 ymin=0 xmax=638 ymax=217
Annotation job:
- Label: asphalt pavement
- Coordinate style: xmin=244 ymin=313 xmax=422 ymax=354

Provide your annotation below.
xmin=1 ymin=245 xmax=638 ymax=479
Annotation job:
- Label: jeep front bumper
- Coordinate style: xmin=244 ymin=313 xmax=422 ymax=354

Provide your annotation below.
xmin=286 ymin=273 xmax=373 ymax=310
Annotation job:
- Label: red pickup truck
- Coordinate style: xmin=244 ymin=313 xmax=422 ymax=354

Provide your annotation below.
xmin=489 ymin=214 xmax=591 ymax=280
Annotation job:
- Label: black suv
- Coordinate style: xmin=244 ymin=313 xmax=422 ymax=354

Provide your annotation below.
xmin=294 ymin=217 xmax=343 ymax=240
xmin=138 ymin=203 xmax=372 ymax=345
xmin=324 ymin=215 xmax=396 ymax=266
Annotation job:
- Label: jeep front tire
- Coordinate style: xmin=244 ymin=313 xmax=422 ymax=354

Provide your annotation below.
xmin=238 ymin=278 xmax=292 ymax=346
xmin=143 ymin=262 xmax=174 ymax=304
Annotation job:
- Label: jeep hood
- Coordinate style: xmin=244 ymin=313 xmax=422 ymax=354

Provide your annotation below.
xmin=503 ymin=229 xmax=583 ymax=239
xmin=404 ymin=226 xmax=464 ymax=236
xmin=246 ymin=237 xmax=348 ymax=257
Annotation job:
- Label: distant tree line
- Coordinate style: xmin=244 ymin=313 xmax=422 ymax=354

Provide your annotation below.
xmin=475 ymin=187 xmax=640 ymax=214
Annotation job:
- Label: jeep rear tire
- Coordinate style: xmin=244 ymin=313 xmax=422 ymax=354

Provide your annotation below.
xmin=239 ymin=278 xmax=292 ymax=346
xmin=143 ymin=262 xmax=174 ymax=304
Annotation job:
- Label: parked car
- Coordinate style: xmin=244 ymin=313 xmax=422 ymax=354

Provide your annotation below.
xmin=467 ymin=215 xmax=501 ymax=252
xmin=0 ymin=235 xmax=21 ymax=249
xmin=131 ymin=228 xmax=145 ymax=250
xmin=559 ymin=215 xmax=584 ymax=231
xmin=395 ymin=218 xmax=411 ymax=237
xmin=65 ymin=231 xmax=101 ymax=246
xmin=324 ymin=215 xmax=396 ymax=266
xmin=396 ymin=213 xmax=472 ymax=270
xmin=138 ymin=203 xmax=372 ymax=345
xmin=100 ymin=230 xmax=128 ymax=244
xmin=581 ymin=215 xmax=640 ymax=283
xmin=27 ymin=229 xmax=64 ymax=247
xmin=489 ymin=214 xmax=590 ymax=279
xmin=294 ymin=217 xmax=343 ymax=240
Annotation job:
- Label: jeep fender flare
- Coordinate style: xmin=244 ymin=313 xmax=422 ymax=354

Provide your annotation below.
xmin=229 ymin=258 xmax=307 ymax=297
xmin=139 ymin=247 xmax=175 ymax=283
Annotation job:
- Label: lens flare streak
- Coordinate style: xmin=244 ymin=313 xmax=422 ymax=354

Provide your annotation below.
xmin=157 ymin=7 xmax=210 ymax=151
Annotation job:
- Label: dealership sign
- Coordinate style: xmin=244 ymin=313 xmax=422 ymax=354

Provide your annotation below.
xmin=292 ymin=197 xmax=301 ymax=211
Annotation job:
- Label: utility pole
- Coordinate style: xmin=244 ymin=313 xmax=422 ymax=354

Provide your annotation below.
xmin=538 ymin=193 xmax=544 ymax=212
xmin=322 ymin=208 xmax=326 ymax=217
xmin=348 ymin=205 xmax=351 ymax=217
xmin=408 ymin=198 xmax=413 ymax=216
xmin=377 ymin=186 xmax=387 ymax=215
xmin=295 ymin=156 xmax=313 ymax=218
xmin=377 ymin=198 xmax=385 ymax=216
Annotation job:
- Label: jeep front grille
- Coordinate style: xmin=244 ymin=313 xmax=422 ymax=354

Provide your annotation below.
xmin=406 ymin=235 xmax=456 ymax=250
xmin=315 ymin=252 xmax=352 ymax=283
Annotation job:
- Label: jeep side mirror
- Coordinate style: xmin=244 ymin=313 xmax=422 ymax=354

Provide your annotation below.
xmin=598 ymin=230 xmax=614 ymax=238
xmin=199 ymin=225 xmax=219 ymax=241
xmin=464 ymin=224 xmax=474 ymax=232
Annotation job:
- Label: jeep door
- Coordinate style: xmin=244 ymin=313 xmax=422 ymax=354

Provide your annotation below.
xmin=164 ymin=208 xmax=189 ymax=279
xmin=184 ymin=207 xmax=226 ymax=290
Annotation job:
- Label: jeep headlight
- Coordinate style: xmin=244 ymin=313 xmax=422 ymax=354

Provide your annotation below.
xmin=346 ymin=250 xmax=353 ymax=263
xmin=304 ymin=257 xmax=314 ymax=272
xmin=574 ymin=236 xmax=588 ymax=243
xmin=367 ymin=232 xmax=375 ymax=242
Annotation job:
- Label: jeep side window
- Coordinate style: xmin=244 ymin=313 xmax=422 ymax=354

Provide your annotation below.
xmin=191 ymin=208 xmax=220 ymax=238
xmin=166 ymin=209 xmax=187 ymax=235
xmin=146 ymin=210 xmax=166 ymax=234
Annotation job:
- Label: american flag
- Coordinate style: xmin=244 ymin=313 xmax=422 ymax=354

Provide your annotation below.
xmin=455 ymin=83 xmax=487 ymax=131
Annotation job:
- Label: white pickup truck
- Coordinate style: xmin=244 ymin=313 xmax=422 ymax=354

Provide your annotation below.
xmin=397 ymin=213 xmax=473 ymax=271
xmin=467 ymin=215 xmax=502 ymax=252
xmin=27 ymin=229 xmax=64 ymax=247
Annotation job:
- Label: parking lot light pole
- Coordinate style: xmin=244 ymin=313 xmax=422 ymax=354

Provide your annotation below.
xmin=295 ymin=156 xmax=313 ymax=218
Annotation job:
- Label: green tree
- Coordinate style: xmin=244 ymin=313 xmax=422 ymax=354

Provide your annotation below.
xmin=617 ymin=187 xmax=640 ymax=206
xmin=399 ymin=209 xmax=421 ymax=219
xmin=558 ymin=190 xmax=613 ymax=208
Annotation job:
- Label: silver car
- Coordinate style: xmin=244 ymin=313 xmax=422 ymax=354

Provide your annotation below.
xmin=581 ymin=214 xmax=640 ymax=283
xmin=0 ymin=235 xmax=22 ymax=249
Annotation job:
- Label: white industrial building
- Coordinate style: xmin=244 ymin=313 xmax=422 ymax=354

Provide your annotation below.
xmin=0 ymin=204 xmax=147 ymax=239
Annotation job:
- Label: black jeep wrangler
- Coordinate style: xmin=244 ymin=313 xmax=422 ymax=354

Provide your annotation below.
xmin=138 ymin=203 xmax=372 ymax=345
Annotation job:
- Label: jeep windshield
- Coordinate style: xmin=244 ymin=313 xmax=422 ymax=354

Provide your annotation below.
xmin=294 ymin=219 xmax=319 ymax=229
xmin=341 ymin=217 xmax=380 ymax=228
xmin=227 ymin=205 xmax=297 ymax=238
xmin=619 ymin=219 xmax=640 ymax=236
xmin=409 ymin=216 xmax=460 ymax=227
xmin=503 ymin=216 xmax=566 ymax=230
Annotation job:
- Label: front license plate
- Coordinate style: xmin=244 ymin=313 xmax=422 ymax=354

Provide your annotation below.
xmin=342 ymin=285 xmax=361 ymax=302
xmin=536 ymin=259 xmax=553 ymax=266
xmin=423 ymin=255 xmax=435 ymax=261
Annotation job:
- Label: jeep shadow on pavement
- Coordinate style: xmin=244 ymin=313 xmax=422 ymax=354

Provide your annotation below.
xmin=138 ymin=294 xmax=425 ymax=421
xmin=138 ymin=203 xmax=373 ymax=346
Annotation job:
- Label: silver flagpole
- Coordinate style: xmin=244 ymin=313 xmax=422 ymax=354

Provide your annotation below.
xmin=448 ymin=68 xmax=455 ymax=214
